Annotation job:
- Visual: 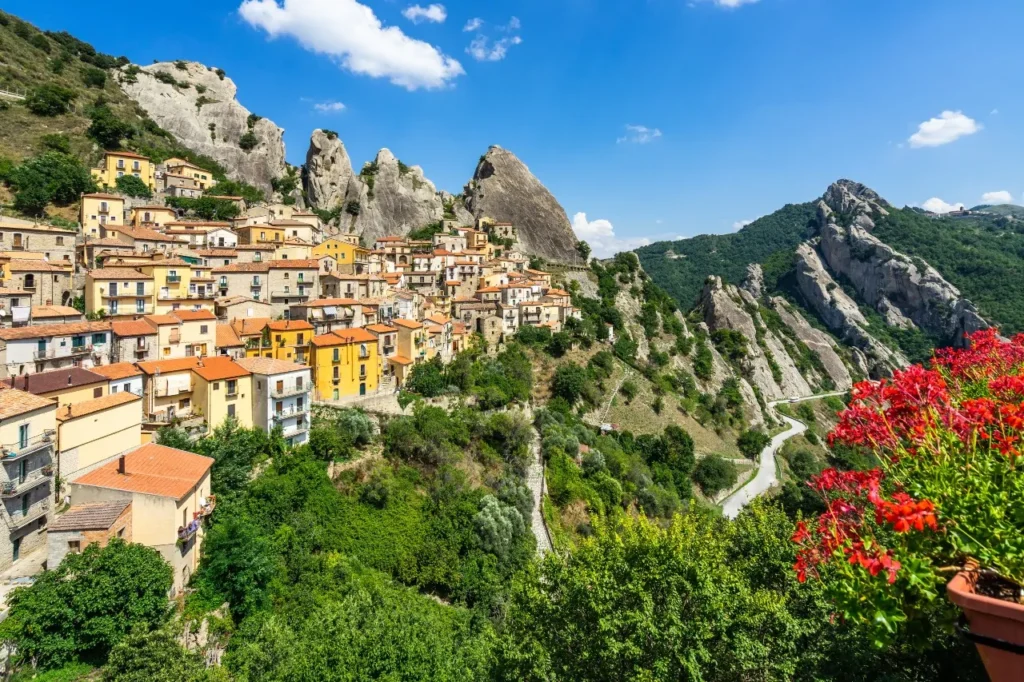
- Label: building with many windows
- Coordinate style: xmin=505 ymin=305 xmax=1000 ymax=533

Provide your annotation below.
xmin=236 ymin=358 xmax=311 ymax=447
xmin=309 ymin=327 xmax=380 ymax=401
xmin=191 ymin=357 xmax=253 ymax=430
xmin=91 ymin=151 xmax=157 ymax=191
xmin=0 ymin=322 xmax=113 ymax=379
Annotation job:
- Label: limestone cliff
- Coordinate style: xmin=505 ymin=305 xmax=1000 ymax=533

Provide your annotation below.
xmin=119 ymin=61 xmax=286 ymax=192
xmin=463 ymin=146 xmax=579 ymax=262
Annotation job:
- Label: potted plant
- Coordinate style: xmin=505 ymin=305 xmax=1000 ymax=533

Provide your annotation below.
xmin=792 ymin=329 xmax=1024 ymax=679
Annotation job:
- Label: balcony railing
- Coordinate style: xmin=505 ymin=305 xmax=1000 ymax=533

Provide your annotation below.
xmin=1 ymin=472 xmax=53 ymax=498
xmin=270 ymin=385 xmax=310 ymax=399
xmin=154 ymin=384 xmax=190 ymax=398
xmin=134 ymin=341 xmax=151 ymax=354
xmin=9 ymin=501 xmax=50 ymax=530
xmin=166 ymin=276 xmax=181 ymax=283
xmin=271 ymin=289 xmax=311 ymax=298
xmin=1 ymin=431 xmax=54 ymax=461
xmin=272 ymin=405 xmax=309 ymax=420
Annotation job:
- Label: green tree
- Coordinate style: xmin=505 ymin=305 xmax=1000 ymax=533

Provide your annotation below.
xmin=0 ymin=540 xmax=172 ymax=669
xmin=9 ymin=152 xmax=96 ymax=215
xmin=546 ymin=331 xmax=572 ymax=358
xmin=474 ymin=495 xmax=525 ymax=560
xmin=102 ymin=627 xmax=207 ymax=682
xmin=692 ymin=454 xmax=738 ymax=496
xmin=196 ymin=512 xmax=277 ymax=620
xmin=551 ymin=363 xmax=588 ymax=405
xmin=308 ymin=426 xmax=354 ymax=462
xmin=39 ymin=133 xmax=71 ymax=153
xmin=238 ymin=132 xmax=259 ymax=151
xmin=115 ymin=174 xmax=153 ymax=198
xmin=576 ymin=240 xmax=591 ymax=262
xmin=81 ymin=66 xmax=107 ymax=88
xmin=737 ymin=429 xmax=771 ymax=459
xmin=154 ymin=426 xmax=193 ymax=450
xmin=405 ymin=356 xmax=446 ymax=397
xmin=25 ymin=84 xmax=76 ymax=116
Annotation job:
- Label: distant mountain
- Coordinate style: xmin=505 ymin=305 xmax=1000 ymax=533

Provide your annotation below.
xmin=638 ymin=180 xmax=1024 ymax=370
xmin=969 ymin=203 xmax=1024 ymax=218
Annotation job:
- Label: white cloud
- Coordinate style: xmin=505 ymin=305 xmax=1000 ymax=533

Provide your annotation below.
xmin=402 ymin=3 xmax=446 ymax=24
xmin=732 ymin=219 xmax=754 ymax=231
xmin=572 ymin=212 xmax=650 ymax=259
xmin=466 ymin=34 xmax=521 ymax=62
xmin=238 ymin=0 xmax=464 ymax=90
xmin=713 ymin=0 xmax=760 ymax=6
xmin=991 ymin=108 xmax=1000 ymax=115
xmin=921 ymin=197 xmax=965 ymax=214
xmin=617 ymin=124 xmax=662 ymax=144
xmin=465 ymin=17 xmax=521 ymax=61
xmin=908 ymin=111 xmax=982 ymax=148
xmin=982 ymin=190 xmax=1013 ymax=204
xmin=313 ymin=100 xmax=346 ymax=113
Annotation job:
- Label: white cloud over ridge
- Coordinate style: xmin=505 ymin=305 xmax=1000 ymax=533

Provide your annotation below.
xmin=238 ymin=0 xmax=464 ymax=90
xmin=981 ymin=190 xmax=1013 ymax=204
xmin=572 ymin=212 xmax=650 ymax=259
xmin=313 ymin=100 xmax=345 ymax=112
xmin=921 ymin=197 xmax=964 ymax=214
xmin=733 ymin=219 xmax=754 ymax=231
xmin=908 ymin=111 xmax=981 ymax=148
xmin=617 ymin=124 xmax=662 ymax=144
xmin=402 ymin=4 xmax=446 ymax=24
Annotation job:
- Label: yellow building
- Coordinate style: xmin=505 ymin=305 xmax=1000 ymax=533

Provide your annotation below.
xmin=163 ymin=159 xmax=217 ymax=190
xmin=309 ymin=327 xmax=380 ymax=401
xmin=130 ymin=206 xmax=177 ymax=229
xmin=79 ymin=193 xmax=126 ymax=238
xmin=85 ymin=267 xmax=154 ymax=317
xmin=191 ymin=357 xmax=253 ymax=429
xmin=236 ymin=224 xmax=285 ymax=245
xmin=246 ymin=320 xmax=313 ymax=364
xmin=312 ymin=239 xmax=370 ymax=273
xmin=144 ymin=310 xmax=217 ymax=359
xmin=138 ymin=259 xmax=215 ymax=314
xmin=273 ymin=241 xmax=313 ymax=261
xmin=91 ymin=151 xmax=157 ymax=191
xmin=56 ymin=392 xmax=143 ymax=480
xmin=137 ymin=357 xmax=199 ymax=423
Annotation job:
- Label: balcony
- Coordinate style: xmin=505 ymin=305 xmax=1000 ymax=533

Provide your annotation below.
xmin=270 ymin=403 xmax=305 ymax=419
xmin=1 ymin=432 xmax=54 ymax=461
xmin=104 ymin=290 xmax=153 ymax=298
xmin=154 ymin=384 xmax=190 ymax=398
xmin=166 ymin=276 xmax=181 ymax=283
xmin=270 ymin=385 xmax=310 ymax=399
xmin=271 ymin=289 xmax=311 ymax=299
xmin=133 ymin=341 xmax=151 ymax=354
xmin=1 ymin=472 xmax=53 ymax=498
xmin=12 ymin=240 xmax=28 ymax=252
xmin=69 ymin=344 xmax=93 ymax=356
xmin=9 ymin=501 xmax=50 ymax=530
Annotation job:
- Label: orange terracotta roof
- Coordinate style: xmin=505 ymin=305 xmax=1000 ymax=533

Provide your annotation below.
xmin=425 ymin=314 xmax=451 ymax=325
xmin=268 ymin=259 xmax=318 ymax=269
xmin=476 ymin=286 xmax=500 ymax=293
xmin=300 ymin=298 xmax=360 ymax=307
xmin=216 ymin=324 xmax=243 ymax=348
xmin=74 ymin=444 xmax=213 ymax=501
xmin=31 ymin=306 xmax=82 ymax=318
xmin=111 ymin=319 xmax=157 ymax=337
xmin=365 ymin=324 xmax=397 ymax=334
xmin=89 ymin=362 xmax=143 ymax=380
xmin=445 ymin=280 xmax=461 ymax=286
xmin=388 ymin=355 xmax=414 ymax=366
xmin=392 ymin=318 xmax=423 ymax=330
xmin=267 ymin=320 xmax=314 ymax=331
xmin=0 ymin=321 xmax=111 ymax=341
xmin=545 ymin=288 xmax=570 ymax=296
xmin=192 ymin=357 xmax=250 ymax=381
xmin=136 ymin=357 xmax=201 ymax=375
xmin=230 ymin=317 xmax=272 ymax=336
xmin=5 ymin=260 xmax=71 ymax=273
xmin=103 ymin=149 xmax=149 ymax=159
xmin=197 ymin=249 xmax=238 ymax=257
xmin=331 ymin=328 xmax=378 ymax=344
xmin=212 ymin=262 xmax=270 ymax=273
xmin=56 ymin=391 xmax=140 ymax=422
xmin=234 ymin=357 xmax=310 ymax=375
xmin=0 ymin=387 xmax=55 ymax=419
xmin=143 ymin=314 xmax=180 ymax=326
xmin=172 ymin=310 xmax=217 ymax=322
xmin=82 ymin=192 xmax=125 ymax=200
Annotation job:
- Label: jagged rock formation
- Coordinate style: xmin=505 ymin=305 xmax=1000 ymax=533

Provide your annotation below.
xmin=119 ymin=61 xmax=286 ymax=192
xmin=463 ymin=146 xmax=579 ymax=262
xmin=304 ymin=129 xmax=354 ymax=212
xmin=768 ymin=297 xmax=853 ymax=390
xmin=700 ymin=276 xmax=813 ymax=400
xmin=741 ymin=264 xmax=764 ymax=299
xmin=814 ymin=181 xmax=987 ymax=346
xmin=793 ymin=242 xmax=906 ymax=377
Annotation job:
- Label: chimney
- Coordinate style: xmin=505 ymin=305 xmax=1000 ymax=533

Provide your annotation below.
xmin=117 ymin=455 xmax=126 ymax=475
xmin=67 ymin=374 xmax=73 ymax=385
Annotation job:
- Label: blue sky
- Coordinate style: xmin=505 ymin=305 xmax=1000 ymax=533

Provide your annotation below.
xmin=7 ymin=0 xmax=1024 ymax=256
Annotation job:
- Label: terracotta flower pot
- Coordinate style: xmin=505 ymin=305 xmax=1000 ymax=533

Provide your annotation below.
xmin=947 ymin=571 xmax=1024 ymax=681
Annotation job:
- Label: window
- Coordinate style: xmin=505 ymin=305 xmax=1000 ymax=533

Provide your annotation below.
xmin=332 ymin=348 xmax=340 ymax=362
xmin=111 ymin=384 xmax=118 ymax=394
xmin=93 ymin=387 xmax=102 ymax=398
xmin=212 ymin=382 xmax=220 ymax=391
xmin=360 ymin=363 xmax=366 ymax=377
xmin=72 ymin=336 xmax=85 ymax=349
xmin=133 ymin=161 xmax=140 ymax=171
xmin=17 ymin=424 xmax=27 ymax=450
xmin=92 ymin=333 xmax=105 ymax=345
xmin=68 ymin=540 xmax=81 ymax=554
xmin=136 ymin=282 xmax=145 ymax=295
xmin=136 ymin=299 xmax=145 ymax=313
xmin=56 ymin=236 xmax=64 ymax=246
xmin=179 ymin=398 xmax=190 ymax=409
xmin=296 ymin=376 xmax=304 ymax=389
xmin=297 ymin=333 xmax=304 ymax=345
xmin=226 ymin=379 xmax=237 ymax=395
xmin=227 ymin=403 xmax=236 ymax=418
xmin=200 ymin=325 xmax=208 ymax=334
xmin=333 ymin=366 xmax=339 ymax=379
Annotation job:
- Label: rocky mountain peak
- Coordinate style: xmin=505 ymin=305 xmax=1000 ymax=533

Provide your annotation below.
xmin=463 ymin=146 xmax=579 ymax=262
xmin=822 ymin=179 xmax=890 ymax=225
xmin=119 ymin=61 xmax=286 ymax=192
xmin=304 ymin=129 xmax=354 ymax=211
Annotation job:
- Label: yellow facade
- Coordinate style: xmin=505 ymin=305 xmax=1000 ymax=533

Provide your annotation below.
xmin=91 ymin=152 xmax=157 ymax=191
xmin=130 ymin=206 xmax=177 ymax=228
xmin=163 ymin=159 xmax=217 ymax=190
xmin=237 ymin=225 xmax=285 ymax=245
xmin=310 ymin=329 xmax=380 ymax=401
xmin=246 ymin=321 xmax=313 ymax=364
xmin=191 ymin=362 xmax=254 ymax=430
xmin=274 ymin=242 xmax=313 ymax=261
xmin=312 ymin=240 xmax=369 ymax=267
xmin=79 ymin=194 xmax=126 ymax=237
xmin=85 ymin=269 xmax=154 ymax=317
xmin=56 ymin=394 xmax=143 ymax=479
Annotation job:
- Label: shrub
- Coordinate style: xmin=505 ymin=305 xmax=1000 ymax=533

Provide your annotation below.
xmin=9 ymin=152 xmax=96 ymax=215
xmin=29 ymin=32 xmax=50 ymax=53
xmin=87 ymin=105 xmax=135 ymax=149
xmin=39 ymin=133 xmax=71 ymax=153
xmin=238 ymin=131 xmax=258 ymax=151
xmin=619 ymin=379 xmax=638 ymax=403
xmin=81 ymin=66 xmax=107 ymax=88
xmin=546 ymin=331 xmax=572 ymax=358
xmin=551 ymin=363 xmax=589 ymax=405
xmin=25 ymin=84 xmax=76 ymax=116
xmin=345 ymin=200 xmax=361 ymax=216
xmin=692 ymin=454 xmax=738 ymax=496
xmin=115 ymin=174 xmax=152 ymax=198
xmin=215 ymin=67 xmax=226 ymax=80
xmin=737 ymin=429 xmax=770 ymax=459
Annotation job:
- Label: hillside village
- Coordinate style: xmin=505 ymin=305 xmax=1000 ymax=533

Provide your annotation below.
xmin=0 ymin=149 xmax=587 ymax=584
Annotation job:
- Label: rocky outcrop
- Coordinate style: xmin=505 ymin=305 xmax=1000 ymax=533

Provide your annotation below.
xmin=304 ymin=129 xmax=355 ymax=212
xmin=119 ymin=61 xmax=286 ymax=192
xmin=794 ymin=242 xmax=906 ymax=376
xmin=741 ymin=263 xmax=764 ymax=299
xmin=769 ymin=297 xmax=853 ymax=390
xmin=700 ymin=276 xmax=813 ymax=400
xmin=463 ymin=146 xmax=579 ymax=262
xmin=816 ymin=181 xmax=987 ymax=346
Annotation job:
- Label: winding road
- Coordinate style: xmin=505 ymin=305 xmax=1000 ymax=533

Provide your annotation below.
xmin=721 ymin=392 xmax=845 ymax=519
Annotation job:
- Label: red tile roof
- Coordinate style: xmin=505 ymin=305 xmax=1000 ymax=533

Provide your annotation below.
xmin=73 ymin=444 xmax=213 ymax=500
xmin=392 ymin=318 xmax=422 ymax=330
xmin=0 ymin=321 xmax=111 ymax=341
xmin=111 ymin=319 xmax=157 ymax=337
xmin=192 ymin=357 xmax=250 ymax=381
xmin=216 ymin=324 xmax=243 ymax=348
xmin=136 ymin=357 xmax=201 ymax=375
xmin=267 ymin=320 xmax=314 ymax=331
xmin=172 ymin=310 xmax=217 ymax=322
xmin=89 ymin=362 xmax=143 ymax=380
xmin=56 ymin=391 xmax=140 ymax=421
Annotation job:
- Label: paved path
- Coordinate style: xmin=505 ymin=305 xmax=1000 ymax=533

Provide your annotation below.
xmin=721 ymin=392 xmax=845 ymax=519
xmin=523 ymin=406 xmax=553 ymax=555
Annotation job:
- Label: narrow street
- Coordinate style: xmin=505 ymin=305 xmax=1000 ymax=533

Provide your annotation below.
xmin=523 ymin=406 xmax=553 ymax=555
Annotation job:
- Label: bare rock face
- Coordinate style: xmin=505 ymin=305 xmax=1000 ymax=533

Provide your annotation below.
xmin=463 ymin=146 xmax=579 ymax=262
xmin=304 ymin=129 xmax=355 ymax=212
xmin=794 ymin=242 xmax=906 ymax=376
xmin=816 ymin=182 xmax=987 ymax=345
xmin=701 ymin=276 xmax=813 ymax=400
xmin=119 ymin=61 xmax=286 ymax=192
xmin=355 ymin=149 xmax=445 ymax=245
xmin=769 ymin=297 xmax=853 ymax=390
xmin=741 ymin=263 xmax=764 ymax=299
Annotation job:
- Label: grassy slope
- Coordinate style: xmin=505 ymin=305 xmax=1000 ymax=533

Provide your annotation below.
xmin=635 ymin=202 xmax=818 ymax=309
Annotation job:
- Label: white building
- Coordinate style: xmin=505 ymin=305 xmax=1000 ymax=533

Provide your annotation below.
xmin=235 ymin=358 xmax=311 ymax=447
xmin=0 ymin=322 xmax=113 ymax=379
